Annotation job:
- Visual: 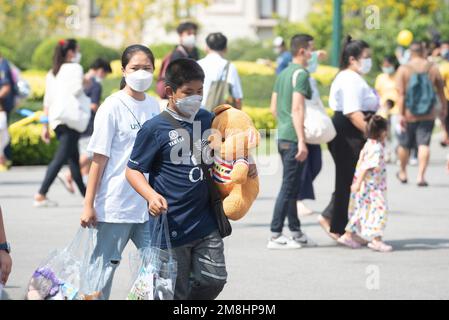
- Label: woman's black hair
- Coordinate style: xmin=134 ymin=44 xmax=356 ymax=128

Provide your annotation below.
xmin=340 ymin=35 xmax=370 ymax=70
xmin=52 ymin=38 xmax=78 ymax=76
xmin=120 ymin=45 xmax=155 ymax=90
xmin=365 ymin=114 xmax=388 ymax=140
xmin=384 ymin=55 xmax=399 ymax=70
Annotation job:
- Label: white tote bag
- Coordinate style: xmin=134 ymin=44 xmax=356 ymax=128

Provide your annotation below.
xmin=49 ymin=64 xmax=91 ymax=133
xmin=292 ymin=69 xmax=336 ymax=145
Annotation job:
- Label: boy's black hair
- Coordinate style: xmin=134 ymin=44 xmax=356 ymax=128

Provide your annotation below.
xmin=90 ymin=58 xmax=112 ymax=73
xmin=206 ymin=33 xmax=228 ymax=52
xmin=291 ymin=34 xmax=314 ymax=56
xmin=177 ymin=22 xmax=198 ymax=35
xmin=165 ymin=58 xmax=205 ymax=91
xmin=365 ymin=114 xmax=388 ymax=140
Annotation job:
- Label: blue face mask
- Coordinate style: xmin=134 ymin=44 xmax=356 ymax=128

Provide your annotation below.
xmin=307 ymin=51 xmax=319 ymax=73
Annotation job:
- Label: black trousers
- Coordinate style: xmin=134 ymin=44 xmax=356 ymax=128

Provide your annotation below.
xmin=38 ymin=125 xmax=86 ymax=197
xmin=322 ymin=112 xmax=366 ymax=235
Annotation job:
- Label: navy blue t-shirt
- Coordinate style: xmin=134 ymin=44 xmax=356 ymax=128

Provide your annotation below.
xmin=82 ymin=78 xmax=102 ymax=137
xmin=0 ymin=59 xmax=15 ymax=112
xmin=128 ymin=109 xmax=218 ymax=248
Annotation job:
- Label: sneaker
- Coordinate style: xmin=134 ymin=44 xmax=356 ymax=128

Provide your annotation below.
xmin=267 ymin=235 xmax=302 ymax=250
xmin=292 ymin=233 xmax=318 ymax=247
xmin=33 ymin=199 xmax=58 ymax=208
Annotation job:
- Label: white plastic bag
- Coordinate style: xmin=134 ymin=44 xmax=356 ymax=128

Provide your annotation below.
xmin=292 ymin=71 xmax=337 ymax=145
xmin=127 ymin=214 xmax=177 ymax=300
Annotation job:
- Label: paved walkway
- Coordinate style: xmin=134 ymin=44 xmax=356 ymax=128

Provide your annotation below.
xmin=1 ymin=136 xmax=448 ymax=300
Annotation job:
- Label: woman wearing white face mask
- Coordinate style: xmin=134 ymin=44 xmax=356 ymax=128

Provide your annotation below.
xmin=319 ymin=36 xmax=380 ymax=245
xmin=80 ymin=45 xmax=160 ymax=299
xmin=35 ymin=39 xmax=88 ymax=207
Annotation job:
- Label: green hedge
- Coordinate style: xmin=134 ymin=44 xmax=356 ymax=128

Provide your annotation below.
xmin=32 ymin=38 xmax=120 ymax=72
xmin=0 ymin=45 xmax=13 ymax=62
xmin=10 ymin=124 xmax=58 ymax=166
xmin=227 ymin=38 xmax=277 ymax=62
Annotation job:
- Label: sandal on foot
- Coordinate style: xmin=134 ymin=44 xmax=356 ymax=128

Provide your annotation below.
xmin=368 ymin=241 xmax=393 ymax=252
xmin=337 ymin=236 xmax=362 ymax=249
xmin=396 ymin=172 xmax=408 ymax=184
xmin=57 ymin=173 xmax=75 ymax=194
xmin=417 ymin=181 xmax=429 ymax=187
xmin=318 ymin=215 xmax=340 ymax=241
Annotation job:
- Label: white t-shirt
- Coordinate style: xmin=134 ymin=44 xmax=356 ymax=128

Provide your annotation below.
xmin=87 ymin=90 xmax=160 ymax=224
xmin=329 ymin=69 xmax=380 ymax=115
xmin=198 ymin=52 xmax=243 ymax=107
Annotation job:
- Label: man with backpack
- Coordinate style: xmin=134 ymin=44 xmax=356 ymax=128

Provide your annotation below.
xmin=156 ymin=22 xmax=200 ymax=99
xmin=396 ymin=42 xmax=447 ymax=187
xmin=198 ymin=32 xmax=243 ymax=111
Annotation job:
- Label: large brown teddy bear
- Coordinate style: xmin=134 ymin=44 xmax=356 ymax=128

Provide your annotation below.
xmin=208 ymin=105 xmax=260 ymax=221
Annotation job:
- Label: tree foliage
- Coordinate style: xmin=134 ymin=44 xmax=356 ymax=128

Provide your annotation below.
xmin=275 ymin=0 xmax=448 ymax=70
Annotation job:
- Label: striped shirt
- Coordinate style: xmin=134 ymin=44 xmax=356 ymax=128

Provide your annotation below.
xmin=212 ymin=156 xmax=249 ymax=184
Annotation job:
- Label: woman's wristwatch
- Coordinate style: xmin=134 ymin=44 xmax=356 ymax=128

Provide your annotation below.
xmin=0 ymin=242 xmax=11 ymax=254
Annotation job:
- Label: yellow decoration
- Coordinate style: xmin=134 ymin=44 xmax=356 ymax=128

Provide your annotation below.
xmin=397 ymin=30 xmax=414 ymax=47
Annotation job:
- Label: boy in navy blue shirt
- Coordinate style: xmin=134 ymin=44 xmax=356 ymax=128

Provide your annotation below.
xmin=126 ymin=59 xmax=226 ymax=300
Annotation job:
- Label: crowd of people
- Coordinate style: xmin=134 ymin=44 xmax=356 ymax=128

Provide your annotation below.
xmin=270 ymin=34 xmax=448 ymax=253
xmin=1 ymin=21 xmax=449 ymax=300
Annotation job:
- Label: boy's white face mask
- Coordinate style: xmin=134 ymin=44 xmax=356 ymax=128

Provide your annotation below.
xmin=175 ymin=95 xmax=203 ymax=121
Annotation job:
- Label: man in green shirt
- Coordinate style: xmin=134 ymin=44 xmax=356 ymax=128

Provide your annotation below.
xmin=268 ymin=34 xmax=315 ymax=250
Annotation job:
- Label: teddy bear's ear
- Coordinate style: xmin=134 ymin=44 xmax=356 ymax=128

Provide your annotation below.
xmin=213 ymin=104 xmax=232 ymax=116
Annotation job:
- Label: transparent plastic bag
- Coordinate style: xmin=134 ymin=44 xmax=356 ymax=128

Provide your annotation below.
xmin=127 ymin=214 xmax=177 ymax=300
xmin=25 ymin=227 xmax=107 ymax=300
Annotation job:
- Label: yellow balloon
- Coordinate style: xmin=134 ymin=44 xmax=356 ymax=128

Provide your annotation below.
xmin=397 ymin=30 xmax=414 ymax=47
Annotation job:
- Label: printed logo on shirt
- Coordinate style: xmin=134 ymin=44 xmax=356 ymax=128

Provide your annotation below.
xmin=169 ymin=130 xmax=179 ymax=140
xmin=168 ymin=130 xmax=187 ymax=147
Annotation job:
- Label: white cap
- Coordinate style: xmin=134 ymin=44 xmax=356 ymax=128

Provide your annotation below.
xmin=273 ymin=36 xmax=284 ymax=47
